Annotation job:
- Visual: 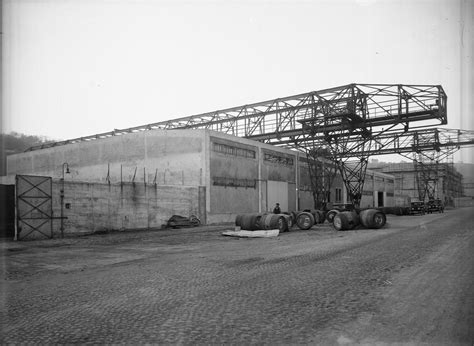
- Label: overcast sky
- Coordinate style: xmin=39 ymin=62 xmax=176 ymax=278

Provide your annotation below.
xmin=2 ymin=0 xmax=473 ymax=163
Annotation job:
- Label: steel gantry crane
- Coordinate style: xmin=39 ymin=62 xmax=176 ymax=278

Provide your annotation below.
xmin=27 ymin=83 xmax=474 ymax=208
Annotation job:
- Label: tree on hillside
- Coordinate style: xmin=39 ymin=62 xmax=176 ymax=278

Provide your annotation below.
xmin=0 ymin=132 xmax=53 ymax=176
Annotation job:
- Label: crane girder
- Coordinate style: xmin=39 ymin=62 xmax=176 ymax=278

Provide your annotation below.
xmin=259 ymin=128 xmax=474 ymax=158
xmin=24 ymin=82 xmax=471 ymax=210
xmin=26 ymin=83 xmax=447 ymax=152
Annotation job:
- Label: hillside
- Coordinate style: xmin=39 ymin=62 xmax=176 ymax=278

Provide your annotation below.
xmin=0 ymin=132 xmax=52 ymax=176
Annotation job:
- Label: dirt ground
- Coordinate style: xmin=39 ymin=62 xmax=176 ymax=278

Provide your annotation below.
xmin=1 ymin=207 xmax=473 ymax=344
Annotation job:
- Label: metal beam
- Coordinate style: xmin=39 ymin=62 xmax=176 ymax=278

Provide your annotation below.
xmin=25 ymin=83 xmax=447 ymax=152
xmin=254 ymin=128 xmax=474 ymax=158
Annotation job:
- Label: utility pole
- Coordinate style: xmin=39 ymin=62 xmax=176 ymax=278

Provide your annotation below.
xmin=60 ymin=162 xmax=70 ymax=238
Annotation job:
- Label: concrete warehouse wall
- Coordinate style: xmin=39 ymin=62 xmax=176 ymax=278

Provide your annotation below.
xmin=208 ymin=136 xmax=260 ymax=221
xmin=453 ymin=197 xmax=474 ymax=208
xmin=206 ymin=133 xmax=303 ymax=222
xmin=6 ymin=130 xmax=207 ymax=186
xmin=5 ymin=129 xmax=397 ymax=227
xmin=48 ymin=180 xmax=203 ymax=236
xmin=360 ymin=171 xmax=395 ymax=208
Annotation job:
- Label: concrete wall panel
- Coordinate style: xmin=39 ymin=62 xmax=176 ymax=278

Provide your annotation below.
xmin=209 ymin=188 xmax=259 ymax=214
xmin=46 ymin=180 xmax=202 ymax=236
xmin=260 ymin=149 xmax=296 ymax=183
xmin=208 ymin=136 xmax=259 ymax=221
xmin=7 ymin=130 xmax=206 ymax=186
xmin=298 ymin=191 xmax=314 ymax=210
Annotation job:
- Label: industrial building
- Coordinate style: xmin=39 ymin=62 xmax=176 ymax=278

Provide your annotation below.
xmin=4 ymin=82 xmax=474 ymax=239
xmin=1 ymin=128 xmax=395 ymax=238
xmin=368 ymin=161 xmax=464 ymax=206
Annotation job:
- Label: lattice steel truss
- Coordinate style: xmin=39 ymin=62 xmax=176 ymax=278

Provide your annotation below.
xmin=388 ymin=130 xmax=467 ymax=202
xmin=303 ymin=146 xmax=337 ymax=209
xmin=27 ymin=83 xmax=447 ymax=150
xmin=412 ymin=151 xmax=452 ymax=202
xmin=26 ymin=83 xmax=474 ymax=208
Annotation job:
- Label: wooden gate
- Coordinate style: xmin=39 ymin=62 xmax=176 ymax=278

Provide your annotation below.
xmin=16 ymin=175 xmax=53 ymax=240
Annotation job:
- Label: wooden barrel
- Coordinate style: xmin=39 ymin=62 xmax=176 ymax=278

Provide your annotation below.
xmin=235 ymin=214 xmax=262 ymax=230
xmin=359 ymin=209 xmax=386 ymax=229
xmin=290 ymin=211 xmax=298 ymax=226
xmin=296 ymin=212 xmax=314 ymax=230
xmin=302 ymin=209 xmax=317 ymax=224
xmin=311 ymin=209 xmax=326 ymax=224
xmin=283 ymin=214 xmax=293 ymax=231
xmin=260 ymin=214 xmax=286 ymax=232
xmin=260 ymin=213 xmax=288 ymax=232
xmin=235 ymin=214 xmax=243 ymax=226
xmin=316 ymin=210 xmax=326 ymax=224
xmin=393 ymin=207 xmax=403 ymax=216
xmin=326 ymin=209 xmax=340 ymax=223
xmin=333 ymin=211 xmax=360 ymax=231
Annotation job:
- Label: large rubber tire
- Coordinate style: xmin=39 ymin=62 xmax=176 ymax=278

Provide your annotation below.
xmin=296 ymin=212 xmax=314 ymax=230
xmin=326 ymin=209 xmax=340 ymax=223
xmin=333 ymin=213 xmax=346 ymax=231
xmin=360 ymin=209 xmax=386 ymax=229
xmin=371 ymin=211 xmax=386 ymax=229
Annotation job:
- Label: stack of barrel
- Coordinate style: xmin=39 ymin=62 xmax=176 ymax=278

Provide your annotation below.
xmin=235 ymin=213 xmax=292 ymax=233
xmin=330 ymin=208 xmax=387 ymax=231
xmin=290 ymin=209 xmax=326 ymax=230
xmin=235 ymin=209 xmax=328 ymax=233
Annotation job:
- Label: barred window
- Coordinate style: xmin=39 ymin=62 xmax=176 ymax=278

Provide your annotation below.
xmin=298 ymin=184 xmax=312 ymax=192
xmin=212 ymin=176 xmax=256 ymax=188
xmin=212 ymin=142 xmax=256 ymax=159
xmin=386 ymin=192 xmax=394 ymax=197
xmin=264 ymin=153 xmax=294 ymax=166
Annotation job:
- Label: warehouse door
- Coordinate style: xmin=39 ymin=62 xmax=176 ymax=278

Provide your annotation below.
xmin=0 ymin=185 xmax=15 ymax=238
xmin=377 ymin=191 xmax=384 ymax=207
xmin=267 ymin=180 xmax=288 ymax=213
xmin=16 ymin=175 xmax=53 ymax=240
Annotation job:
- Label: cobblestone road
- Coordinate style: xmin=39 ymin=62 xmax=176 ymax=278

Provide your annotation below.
xmin=1 ymin=208 xmax=473 ymax=344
